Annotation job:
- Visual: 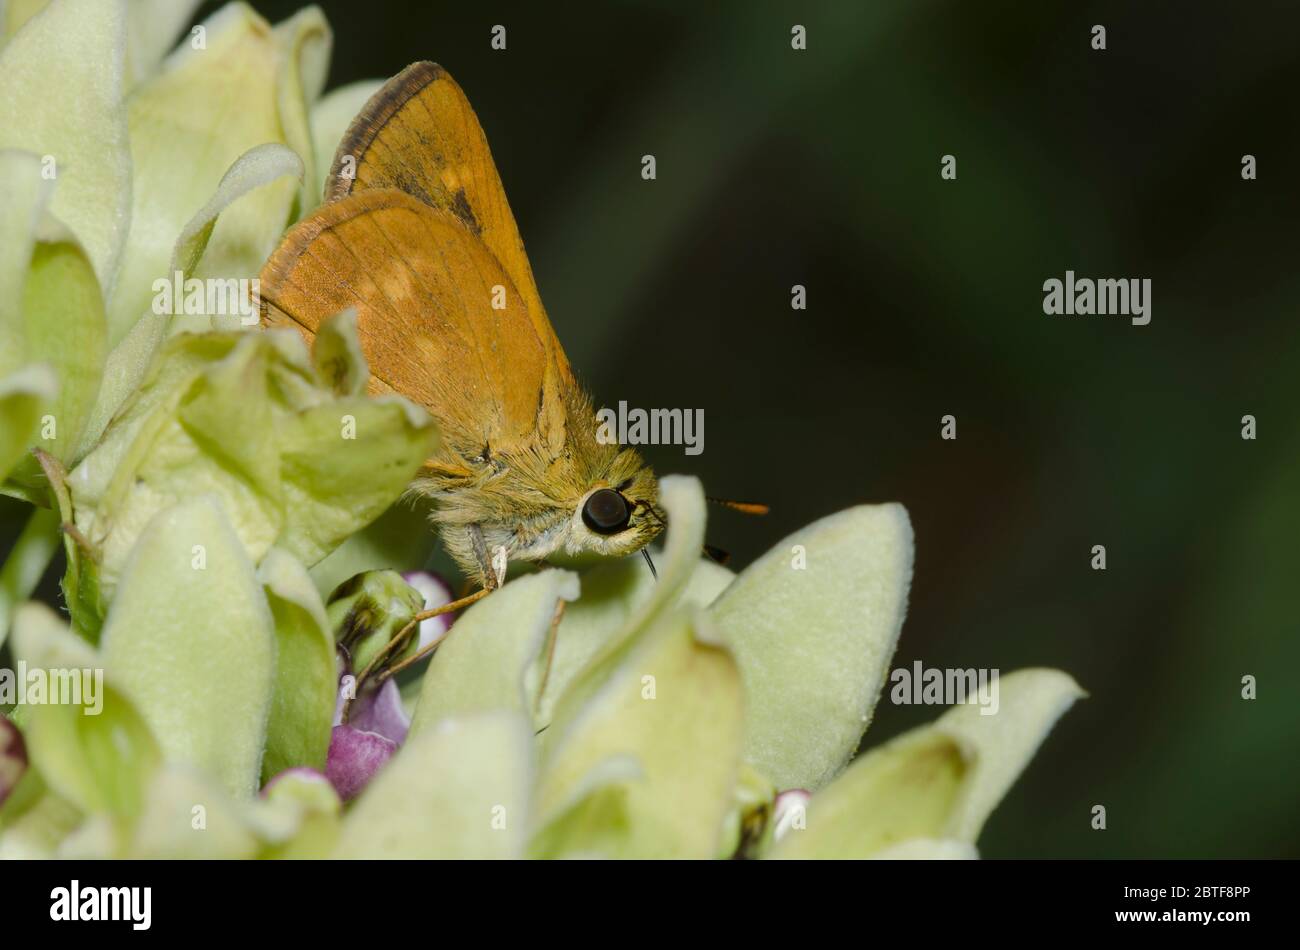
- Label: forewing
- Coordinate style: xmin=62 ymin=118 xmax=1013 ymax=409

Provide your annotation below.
xmin=325 ymin=61 xmax=572 ymax=384
xmin=259 ymin=188 xmax=567 ymax=457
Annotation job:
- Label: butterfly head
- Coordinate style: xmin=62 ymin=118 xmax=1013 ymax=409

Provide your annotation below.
xmin=572 ymin=454 xmax=664 ymax=558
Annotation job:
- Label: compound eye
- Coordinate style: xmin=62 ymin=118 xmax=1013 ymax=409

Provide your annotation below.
xmin=582 ymin=488 xmax=631 ymax=535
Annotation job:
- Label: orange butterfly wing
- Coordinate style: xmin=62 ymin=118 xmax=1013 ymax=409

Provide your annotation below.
xmin=260 ymin=62 xmax=575 ymax=462
xmin=325 ymin=61 xmax=573 ymax=386
xmin=260 ymin=188 xmax=566 ymax=460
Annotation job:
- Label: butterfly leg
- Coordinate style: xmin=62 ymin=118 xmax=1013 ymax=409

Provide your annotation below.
xmin=343 ymin=585 xmax=493 ymax=721
xmin=366 ymin=585 xmax=491 ymax=686
xmin=532 ymin=596 xmax=568 ymax=716
xmin=360 ymin=523 xmax=507 ymax=680
xmin=343 ymin=524 xmax=510 ymax=720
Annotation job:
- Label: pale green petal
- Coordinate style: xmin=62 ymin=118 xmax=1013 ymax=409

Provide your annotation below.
xmin=0 ymin=782 xmax=82 ymax=859
xmin=69 ymin=334 xmax=242 ymax=609
xmin=0 ymin=364 xmax=56 ymax=482
xmin=309 ymin=78 xmax=382 ymax=203
xmin=258 ymin=547 xmax=335 ymax=781
xmin=526 ymin=756 xmax=642 ymax=860
xmin=307 ymin=496 xmax=438 ymax=599
xmin=533 ymin=552 xmax=731 ymax=728
xmin=0 ymin=144 xmax=107 ymax=484
xmin=275 ymin=393 xmax=437 ymax=566
xmin=76 ymin=142 xmax=304 ymax=456
xmin=710 ymin=502 xmax=914 ymax=791
xmin=69 ymin=326 xmax=435 ymax=613
xmin=932 ymin=668 xmax=1085 ymax=842
xmin=1 ymin=0 xmax=50 ymax=42
xmin=410 ymin=569 xmax=579 ymax=736
xmin=109 ymin=2 xmax=299 ymax=345
xmin=717 ymin=761 xmax=776 ymax=859
xmin=80 ymin=336 xmax=283 ymax=603
xmin=689 ymin=557 xmax=737 ymax=603
xmin=99 ymin=495 xmax=276 ymax=799
xmin=175 ymin=141 xmax=305 ymax=280
xmin=0 ymin=0 xmax=130 ymax=292
xmin=767 ymin=728 xmax=966 ymax=859
xmin=273 ymin=5 xmax=331 ymax=214
xmin=123 ymin=0 xmax=201 ymax=88
xmin=11 ymin=603 xmax=162 ymax=817
xmin=333 ymin=711 xmax=533 ymax=859
xmin=115 ymin=765 xmax=262 ymax=859
xmin=62 ymin=761 xmax=343 ymax=859
xmin=623 ymin=474 xmax=708 ymax=627
xmin=533 ymin=609 xmax=744 ymax=859
xmin=70 ymin=315 xmax=162 ymax=463
xmin=9 ymin=599 xmax=96 ymax=669
xmin=767 ymin=668 xmax=1083 ymax=858
xmin=541 ymin=474 xmax=707 ymax=748
xmin=257 ymin=768 xmax=341 ymax=858
xmin=8 ymin=236 xmax=106 ymax=472
xmin=0 ymin=148 xmax=52 ymax=365
xmin=311 ymin=305 xmax=367 ymax=397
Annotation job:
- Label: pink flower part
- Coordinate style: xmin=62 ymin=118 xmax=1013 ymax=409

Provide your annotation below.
xmin=347 ymin=677 xmax=410 ymax=745
xmin=0 ymin=713 xmax=27 ymax=808
xmin=326 ymin=725 xmax=398 ymax=802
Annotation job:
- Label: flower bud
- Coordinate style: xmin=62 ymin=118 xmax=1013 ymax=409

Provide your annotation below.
xmin=326 ymin=570 xmax=426 ymax=674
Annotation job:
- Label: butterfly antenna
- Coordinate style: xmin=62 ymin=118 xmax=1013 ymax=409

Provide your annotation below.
xmin=707 ymin=497 xmax=770 ymax=516
xmin=641 ymin=547 xmax=658 ymax=581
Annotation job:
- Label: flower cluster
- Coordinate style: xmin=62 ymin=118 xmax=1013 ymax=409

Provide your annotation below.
xmin=0 ymin=1 xmax=1081 ymax=859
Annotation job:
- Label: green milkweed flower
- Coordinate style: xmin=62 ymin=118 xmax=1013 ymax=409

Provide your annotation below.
xmin=0 ymin=0 xmax=386 ymax=636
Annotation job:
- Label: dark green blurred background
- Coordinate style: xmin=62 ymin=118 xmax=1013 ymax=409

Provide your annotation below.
xmin=10 ymin=0 xmax=1300 ymax=857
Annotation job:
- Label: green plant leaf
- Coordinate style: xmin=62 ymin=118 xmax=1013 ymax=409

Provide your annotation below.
xmin=307 ymin=496 xmax=437 ymax=599
xmin=310 ymin=306 xmax=367 ymax=397
xmin=0 ymin=777 xmax=82 ymax=859
xmin=1 ymin=0 xmax=50 ymax=42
